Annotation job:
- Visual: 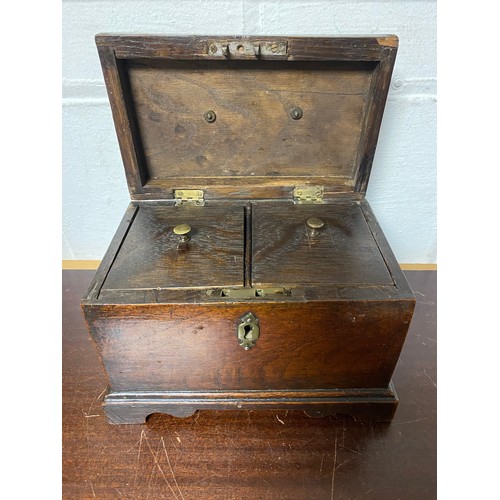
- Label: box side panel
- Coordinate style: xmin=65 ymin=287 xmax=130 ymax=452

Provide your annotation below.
xmin=81 ymin=203 xmax=138 ymax=301
xmin=360 ymin=199 xmax=415 ymax=297
xmin=85 ymin=300 xmax=414 ymax=392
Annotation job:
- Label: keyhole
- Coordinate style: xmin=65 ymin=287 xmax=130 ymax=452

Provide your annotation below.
xmin=243 ymin=325 xmax=253 ymax=339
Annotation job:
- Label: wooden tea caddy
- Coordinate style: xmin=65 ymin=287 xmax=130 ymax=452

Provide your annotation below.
xmin=82 ymin=35 xmax=415 ymax=424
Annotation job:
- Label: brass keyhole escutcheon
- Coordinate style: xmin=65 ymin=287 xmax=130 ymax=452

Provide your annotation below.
xmin=237 ymin=312 xmax=260 ymax=350
xmin=173 ymin=223 xmax=192 ymax=242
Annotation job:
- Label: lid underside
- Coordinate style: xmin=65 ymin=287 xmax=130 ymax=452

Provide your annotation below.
xmin=127 ymin=60 xmax=373 ymax=181
xmin=97 ymin=35 xmax=398 ymax=199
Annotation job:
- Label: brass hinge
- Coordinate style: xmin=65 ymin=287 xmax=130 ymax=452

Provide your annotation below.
xmin=174 ymin=189 xmax=205 ymax=206
xmin=293 ymin=186 xmax=324 ymax=204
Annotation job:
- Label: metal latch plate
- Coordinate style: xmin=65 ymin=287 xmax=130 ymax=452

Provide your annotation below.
xmin=207 ymin=41 xmax=288 ymax=59
xmin=220 ymin=287 xmax=291 ymax=299
xmin=206 ymin=287 xmax=292 ymax=299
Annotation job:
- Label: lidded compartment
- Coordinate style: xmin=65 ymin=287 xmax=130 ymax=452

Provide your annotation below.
xmin=83 ymin=36 xmax=414 ymax=426
xmin=252 ymin=203 xmax=393 ymax=287
xmin=95 ymin=35 xmax=399 ymax=297
xmin=102 ymin=205 xmax=246 ymax=292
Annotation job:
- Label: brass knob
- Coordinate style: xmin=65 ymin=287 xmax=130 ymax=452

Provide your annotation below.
xmin=306 ymin=218 xmax=324 ymax=229
xmin=173 ymin=223 xmax=192 ymax=242
xmin=306 ymin=218 xmax=324 ymax=236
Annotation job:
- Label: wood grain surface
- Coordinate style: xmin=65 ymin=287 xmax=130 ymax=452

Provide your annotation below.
xmin=64 ymin=270 xmax=436 ymax=499
xmin=96 ymin=34 xmax=398 ymax=61
xmin=96 ymin=36 xmax=397 ymax=200
xmin=102 ymin=204 xmax=245 ymax=290
xmin=96 ymin=200 xmax=396 ymax=296
xmin=252 ymin=202 xmax=393 ymax=286
xmin=84 ymin=299 xmax=412 ymax=393
xmin=97 ymin=200 xmax=396 ymax=294
xmin=84 ymin=198 xmax=413 ymax=424
xmin=127 ymin=59 xmax=372 ymax=181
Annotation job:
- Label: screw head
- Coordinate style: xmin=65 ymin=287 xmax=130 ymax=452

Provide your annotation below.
xmin=209 ymin=44 xmax=218 ymax=54
xmin=204 ymin=110 xmax=216 ymax=123
xmin=290 ymin=107 xmax=303 ymax=120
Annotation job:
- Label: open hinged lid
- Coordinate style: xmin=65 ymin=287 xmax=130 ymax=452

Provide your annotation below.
xmin=96 ymin=35 xmax=398 ymax=202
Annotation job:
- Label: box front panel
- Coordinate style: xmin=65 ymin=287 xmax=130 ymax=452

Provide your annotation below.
xmin=86 ymin=300 xmax=414 ymax=392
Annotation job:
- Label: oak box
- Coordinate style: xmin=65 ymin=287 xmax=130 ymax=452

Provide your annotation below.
xmin=81 ymin=35 xmax=415 ymax=424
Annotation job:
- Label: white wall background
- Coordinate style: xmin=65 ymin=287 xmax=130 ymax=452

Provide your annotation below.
xmin=62 ymin=0 xmax=436 ymax=263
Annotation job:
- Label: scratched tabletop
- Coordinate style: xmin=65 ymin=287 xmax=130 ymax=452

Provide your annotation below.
xmin=63 ymin=271 xmax=436 ymax=499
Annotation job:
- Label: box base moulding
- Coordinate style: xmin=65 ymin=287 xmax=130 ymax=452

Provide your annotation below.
xmin=103 ymin=383 xmax=399 ymax=424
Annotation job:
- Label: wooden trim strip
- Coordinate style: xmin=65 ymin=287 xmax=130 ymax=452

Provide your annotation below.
xmin=354 ymin=45 xmax=398 ymax=193
xmin=62 ymin=260 xmax=101 ymax=270
xmin=63 ymin=260 xmax=436 ymax=271
xmin=95 ymin=35 xmax=395 ymax=61
xmin=400 ymin=264 xmax=437 ymax=271
xmin=360 ymin=200 xmax=415 ymax=300
xmin=96 ymin=44 xmax=144 ymax=195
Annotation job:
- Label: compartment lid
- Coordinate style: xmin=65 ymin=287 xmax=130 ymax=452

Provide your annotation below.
xmin=101 ymin=204 xmax=245 ymax=291
xmin=252 ymin=202 xmax=393 ymax=287
xmin=96 ymin=35 xmax=398 ymax=201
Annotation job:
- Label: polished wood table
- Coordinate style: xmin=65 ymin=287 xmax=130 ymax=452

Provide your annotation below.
xmin=63 ymin=270 xmax=436 ymax=499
